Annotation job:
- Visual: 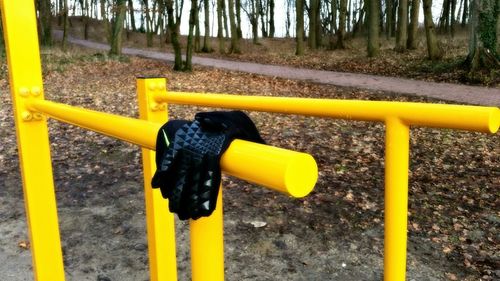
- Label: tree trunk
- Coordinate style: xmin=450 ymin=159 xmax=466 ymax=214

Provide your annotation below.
xmin=367 ymin=0 xmax=380 ymax=56
xmin=332 ymin=0 xmax=338 ymax=32
xmin=422 ymin=0 xmax=443 ymax=59
xmin=144 ymin=0 xmax=154 ymax=47
xmin=337 ymin=0 xmax=347 ymax=48
xmin=386 ymin=0 xmax=394 ymax=38
xmin=83 ymin=0 xmax=90 ymax=40
xmin=228 ymin=0 xmax=241 ymax=53
xmin=217 ymin=0 xmax=225 ymax=52
xmin=110 ymin=0 xmax=127 ymax=55
xmin=352 ymin=0 xmax=366 ymax=36
xmin=236 ymin=0 xmax=242 ymax=38
xmin=39 ymin=0 xmax=53 ymax=46
xmin=222 ymin=0 xmax=230 ymax=38
xmin=269 ymin=0 xmax=275 ymax=37
xmin=395 ymin=0 xmax=408 ymax=51
xmin=166 ymin=0 xmax=183 ymax=70
xmin=465 ymin=0 xmax=499 ymax=70
xmin=461 ymin=0 xmax=469 ymax=26
xmin=250 ymin=0 xmax=259 ymax=44
xmin=128 ymin=0 xmax=136 ymax=31
xmin=438 ymin=0 xmax=450 ymax=33
xmin=257 ymin=0 xmax=267 ymax=37
xmin=62 ymin=0 xmax=70 ymax=50
xmin=185 ymin=0 xmax=197 ymax=71
xmin=158 ymin=0 xmax=166 ymax=47
xmin=309 ymin=0 xmax=319 ymax=48
xmin=347 ymin=0 xmax=352 ymax=33
xmin=195 ymin=7 xmax=201 ymax=52
xmin=407 ymin=0 xmax=420 ymax=49
xmin=202 ymin=0 xmax=212 ymax=52
xmin=58 ymin=0 xmax=64 ymax=26
xmin=286 ymin=0 xmax=292 ymax=37
xmin=450 ymin=0 xmax=457 ymax=37
xmin=101 ymin=0 xmax=111 ymax=42
xmin=315 ymin=0 xmax=322 ymax=47
xmin=296 ymin=0 xmax=305 ymax=54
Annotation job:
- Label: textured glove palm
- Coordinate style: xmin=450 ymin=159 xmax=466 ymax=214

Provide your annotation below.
xmin=152 ymin=111 xmax=264 ymax=220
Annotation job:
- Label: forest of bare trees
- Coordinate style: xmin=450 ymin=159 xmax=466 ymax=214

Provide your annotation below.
xmin=9 ymin=0 xmax=499 ymax=72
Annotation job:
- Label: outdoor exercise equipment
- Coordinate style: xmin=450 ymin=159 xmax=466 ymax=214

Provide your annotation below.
xmin=1 ymin=0 xmax=499 ymax=281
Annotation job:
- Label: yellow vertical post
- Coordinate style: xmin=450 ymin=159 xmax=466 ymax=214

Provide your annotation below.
xmin=0 ymin=0 xmax=65 ymax=280
xmin=384 ymin=117 xmax=410 ymax=281
xmin=137 ymin=77 xmax=178 ymax=281
xmin=190 ymin=188 xmax=225 ymax=281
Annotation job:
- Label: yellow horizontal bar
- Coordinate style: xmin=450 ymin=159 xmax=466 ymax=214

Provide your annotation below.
xmin=155 ymin=92 xmax=499 ymax=134
xmin=25 ymin=99 xmax=317 ymax=198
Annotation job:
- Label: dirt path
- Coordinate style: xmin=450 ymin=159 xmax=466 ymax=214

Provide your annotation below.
xmin=56 ymin=31 xmax=500 ymax=106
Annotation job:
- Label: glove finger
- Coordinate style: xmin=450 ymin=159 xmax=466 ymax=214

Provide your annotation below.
xmin=195 ymin=153 xmax=221 ymax=218
xmin=176 ymin=149 xmax=202 ymax=220
xmin=167 ymin=150 xmax=189 ymax=216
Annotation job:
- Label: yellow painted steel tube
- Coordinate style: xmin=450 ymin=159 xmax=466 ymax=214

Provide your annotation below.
xmin=25 ymin=99 xmax=317 ymax=198
xmin=384 ymin=118 xmax=410 ymax=281
xmin=155 ymin=92 xmax=499 ymax=133
xmin=190 ymin=188 xmax=224 ymax=281
xmin=137 ymin=78 xmax=178 ymax=281
xmin=1 ymin=0 xmax=65 ymax=280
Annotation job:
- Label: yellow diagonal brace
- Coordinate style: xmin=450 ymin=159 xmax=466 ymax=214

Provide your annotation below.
xmin=137 ymin=78 xmax=178 ymax=281
xmin=0 ymin=0 xmax=65 ymax=280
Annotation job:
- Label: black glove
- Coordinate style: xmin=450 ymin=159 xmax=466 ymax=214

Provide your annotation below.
xmin=152 ymin=111 xmax=264 ymax=220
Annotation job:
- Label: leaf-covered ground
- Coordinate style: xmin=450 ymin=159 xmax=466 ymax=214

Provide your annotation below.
xmin=61 ymin=17 xmax=500 ymax=87
xmin=64 ymin=17 xmax=499 ymax=87
xmin=0 ymin=48 xmax=498 ymax=280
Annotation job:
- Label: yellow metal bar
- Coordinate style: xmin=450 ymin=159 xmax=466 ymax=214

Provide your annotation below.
xmin=190 ymin=188 xmax=224 ymax=281
xmin=0 ymin=0 xmax=65 ymax=280
xmin=25 ymin=99 xmax=317 ymax=198
xmin=25 ymin=99 xmax=160 ymax=149
xmin=137 ymin=78 xmax=178 ymax=281
xmin=384 ymin=117 xmax=410 ymax=281
xmin=156 ymin=92 xmax=499 ymax=133
xmin=222 ymin=140 xmax=317 ymax=197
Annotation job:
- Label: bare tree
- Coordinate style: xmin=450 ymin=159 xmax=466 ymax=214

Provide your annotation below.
xmin=39 ymin=0 xmax=53 ymax=46
xmin=296 ymin=0 xmax=305 ymax=54
xmin=243 ymin=0 xmax=260 ymax=44
xmin=217 ymin=0 xmax=225 ymax=51
xmin=236 ymin=0 xmax=242 ymax=38
xmin=185 ymin=0 xmax=198 ymax=70
xmin=407 ymin=0 xmax=420 ymax=49
xmin=228 ymin=0 xmax=241 ymax=53
xmin=367 ymin=0 xmax=380 ymax=56
xmin=202 ymin=0 xmax=212 ymax=52
xmin=166 ymin=0 xmax=185 ymax=69
xmin=62 ymin=0 xmax=70 ymax=50
xmin=386 ymin=0 xmax=394 ymax=38
xmin=101 ymin=0 xmax=111 ymax=42
xmin=395 ymin=0 xmax=408 ymax=51
xmin=422 ymin=0 xmax=443 ymax=59
xmin=269 ymin=0 xmax=275 ymax=37
xmin=109 ymin=0 xmax=127 ymax=55
xmin=128 ymin=0 xmax=137 ymax=31
xmin=465 ymin=0 xmax=499 ymax=71
xmin=337 ymin=0 xmax=347 ymax=48
xmin=461 ymin=0 xmax=468 ymax=26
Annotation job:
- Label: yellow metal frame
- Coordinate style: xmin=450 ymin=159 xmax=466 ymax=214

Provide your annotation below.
xmin=2 ymin=1 xmax=499 ymax=281
xmin=1 ymin=0 xmax=65 ymax=280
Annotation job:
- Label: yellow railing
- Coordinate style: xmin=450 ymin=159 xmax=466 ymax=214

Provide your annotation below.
xmin=2 ymin=1 xmax=499 ymax=281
